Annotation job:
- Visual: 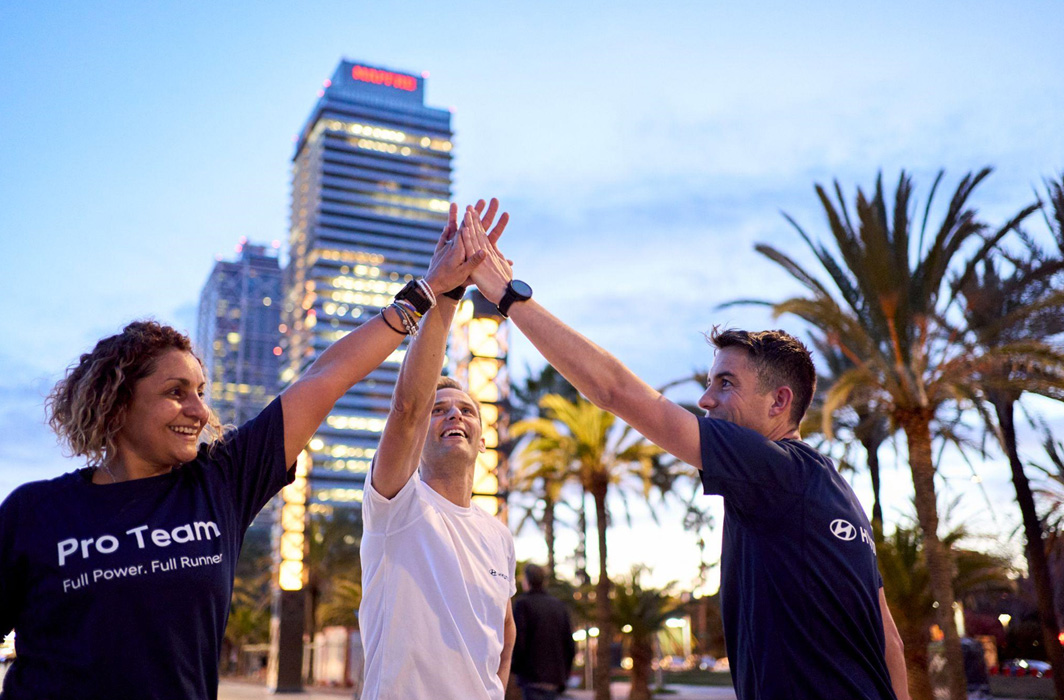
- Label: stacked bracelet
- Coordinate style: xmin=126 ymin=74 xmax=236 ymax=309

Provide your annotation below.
xmin=393 ymin=301 xmax=420 ymax=335
xmin=380 ymin=306 xmax=407 ymax=335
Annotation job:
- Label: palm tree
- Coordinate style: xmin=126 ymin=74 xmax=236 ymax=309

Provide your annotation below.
xmin=750 ymin=168 xmax=1035 ymax=698
xmin=510 ymin=366 xmax=582 ymax=581
xmin=806 ymin=333 xmax=894 ymax=535
xmin=956 ymin=242 xmax=1064 ymax=695
xmin=303 ymin=506 xmax=363 ymax=683
xmin=509 ymin=430 xmax=570 ymax=580
xmin=612 ymin=567 xmax=686 ymax=700
xmin=511 ymin=394 xmax=663 ymax=700
xmin=878 ymin=520 xmax=1014 ymax=700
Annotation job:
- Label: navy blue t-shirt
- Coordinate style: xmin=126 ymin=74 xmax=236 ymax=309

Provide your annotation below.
xmin=698 ymin=417 xmax=895 ymax=700
xmin=0 ymin=398 xmax=292 ymax=700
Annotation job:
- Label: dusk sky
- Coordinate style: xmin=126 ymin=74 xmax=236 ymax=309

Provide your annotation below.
xmin=2 ymin=1 xmax=1063 ymax=590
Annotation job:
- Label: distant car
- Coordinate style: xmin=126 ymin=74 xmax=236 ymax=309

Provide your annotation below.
xmin=999 ymin=659 xmax=1052 ymax=677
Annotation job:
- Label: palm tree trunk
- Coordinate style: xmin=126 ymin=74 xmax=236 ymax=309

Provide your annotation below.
xmin=899 ymin=623 xmax=933 ymax=700
xmin=899 ymin=411 xmax=967 ymax=700
xmin=863 ymin=437 xmax=884 ymax=537
xmin=628 ymin=636 xmax=653 ymax=700
xmin=578 ymin=487 xmax=591 ymax=585
xmin=993 ymin=395 xmax=1064 ymax=700
xmin=592 ymin=482 xmax=613 ymax=700
xmin=544 ymin=492 xmax=557 ymax=581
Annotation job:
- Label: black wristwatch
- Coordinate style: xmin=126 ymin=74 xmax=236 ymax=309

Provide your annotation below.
xmin=497 ymin=280 xmax=532 ymax=318
xmin=395 ymin=280 xmax=433 ymax=315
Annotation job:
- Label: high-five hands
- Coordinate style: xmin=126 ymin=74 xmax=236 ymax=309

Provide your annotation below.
xmin=464 ymin=202 xmax=515 ymax=306
xmin=425 ymin=199 xmax=509 ymax=296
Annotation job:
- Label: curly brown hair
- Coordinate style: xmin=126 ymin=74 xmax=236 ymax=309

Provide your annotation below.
xmin=46 ymin=320 xmax=223 ymax=465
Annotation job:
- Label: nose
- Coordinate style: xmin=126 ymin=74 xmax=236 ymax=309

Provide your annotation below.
xmin=697 ymin=387 xmax=716 ymax=412
xmin=187 ymin=393 xmax=210 ymax=425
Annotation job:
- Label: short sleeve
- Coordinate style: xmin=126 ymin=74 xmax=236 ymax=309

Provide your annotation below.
xmin=362 ymin=470 xmax=425 ymax=535
xmin=698 ymin=417 xmax=805 ymax=515
xmin=203 ymin=397 xmax=292 ymax=532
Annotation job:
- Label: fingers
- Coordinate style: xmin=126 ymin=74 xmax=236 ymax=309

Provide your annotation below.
xmin=445 ymin=202 xmax=459 ymax=240
xmin=487 ymin=211 xmax=509 ymax=245
xmin=479 ymin=198 xmax=499 ymax=232
xmin=461 ymin=208 xmax=482 ymax=252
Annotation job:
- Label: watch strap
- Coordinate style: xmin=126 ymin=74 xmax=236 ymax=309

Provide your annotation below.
xmin=395 ymin=280 xmax=432 ymax=316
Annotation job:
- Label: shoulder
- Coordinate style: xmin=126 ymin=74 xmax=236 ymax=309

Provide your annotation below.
xmin=476 ymin=507 xmax=514 ymax=539
xmin=2 ymin=470 xmax=85 ymax=510
xmin=780 ymin=439 xmax=835 ymax=472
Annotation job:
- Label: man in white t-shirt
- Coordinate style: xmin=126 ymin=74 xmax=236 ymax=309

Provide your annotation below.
xmin=359 ymin=203 xmax=517 ymax=700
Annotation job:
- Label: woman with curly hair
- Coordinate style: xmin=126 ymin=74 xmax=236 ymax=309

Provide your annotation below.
xmin=0 ymin=202 xmax=501 ymax=699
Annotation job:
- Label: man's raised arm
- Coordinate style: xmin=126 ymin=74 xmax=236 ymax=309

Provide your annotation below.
xmin=466 ymin=210 xmax=703 ymax=470
xmin=372 ymin=204 xmax=506 ymax=498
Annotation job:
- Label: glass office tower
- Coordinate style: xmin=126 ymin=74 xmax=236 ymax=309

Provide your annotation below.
xmin=197 ymin=240 xmax=283 ymax=427
xmin=282 ymin=60 xmax=453 ymax=508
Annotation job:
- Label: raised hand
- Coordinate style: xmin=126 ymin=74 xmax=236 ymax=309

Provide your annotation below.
xmin=466 ymin=206 xmax=515 ymax=305
xmin=424 ymin=204 xmax=484 ymax=295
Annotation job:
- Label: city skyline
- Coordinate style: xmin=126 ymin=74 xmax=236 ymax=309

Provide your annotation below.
xmin=2 ymin=1 xmax=1063 ymax=590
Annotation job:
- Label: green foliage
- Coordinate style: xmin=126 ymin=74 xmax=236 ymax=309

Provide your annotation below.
xmin=611 ymin=566 xmax=685 ymax=640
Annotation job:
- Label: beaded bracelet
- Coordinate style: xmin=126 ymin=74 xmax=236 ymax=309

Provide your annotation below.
xmin=416 ymin=278 xmax=437 ymax=307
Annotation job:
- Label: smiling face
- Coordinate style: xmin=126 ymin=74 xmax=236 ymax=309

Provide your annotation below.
xmin=697 ymin=346 xmax=778 ymax=437
xmin=422 ymin=387 xmax=485 ymax=470
xmin=111 ymin=349 xmax=210 ymax=476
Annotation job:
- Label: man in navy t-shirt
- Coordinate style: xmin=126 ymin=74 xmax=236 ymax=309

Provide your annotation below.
xmin=463 ymin=223 xmax=909 ymax=700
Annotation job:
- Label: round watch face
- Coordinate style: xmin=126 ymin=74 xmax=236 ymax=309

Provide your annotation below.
xmin=509 ymin=280 xmax=533 ymax=298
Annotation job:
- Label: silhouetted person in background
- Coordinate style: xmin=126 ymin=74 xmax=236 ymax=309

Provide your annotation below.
xmin=512 ymin=564 xmax=575 ymax=700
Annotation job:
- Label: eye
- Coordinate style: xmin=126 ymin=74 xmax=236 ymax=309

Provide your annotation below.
xmin=461 ymin=407 xmax=475 ymax=415
xmin=431 ymin=407 xmax=444 ymax=415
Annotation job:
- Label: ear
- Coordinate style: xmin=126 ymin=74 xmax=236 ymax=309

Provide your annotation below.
xmin=768 ymin=386 xmax=794 ymax=418
xmin=478 ymin=438 xmax=487 ymax=454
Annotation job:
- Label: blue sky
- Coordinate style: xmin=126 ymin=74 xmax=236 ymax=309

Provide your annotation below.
xmin=2 ymin=1 xmax=1063 ymax=588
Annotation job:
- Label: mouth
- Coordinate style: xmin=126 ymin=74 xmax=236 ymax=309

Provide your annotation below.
xmin=169 ymin=425 xmax=202 ymax=439
xmin=440 ymin=427 xmax=468 ymax=440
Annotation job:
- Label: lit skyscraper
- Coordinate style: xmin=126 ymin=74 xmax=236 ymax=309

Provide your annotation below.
xmin=281 ymin=60 xmax=454 ymax=508
xmin=197 ymin=240 xmax=283 ymax=426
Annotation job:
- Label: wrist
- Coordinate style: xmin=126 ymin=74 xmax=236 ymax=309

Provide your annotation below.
xmin=423 ymin=275 xmax=446 ymax=298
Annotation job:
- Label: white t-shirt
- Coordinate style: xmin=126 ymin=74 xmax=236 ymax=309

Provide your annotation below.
xmin=360 ymin=472 xmax=517 ymax=700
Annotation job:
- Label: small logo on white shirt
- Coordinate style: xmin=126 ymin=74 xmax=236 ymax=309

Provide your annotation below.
xmin=489 ymin=569 xmax=509 ymax=581
xmin=830 ymin=519 xmax=857 ymax=541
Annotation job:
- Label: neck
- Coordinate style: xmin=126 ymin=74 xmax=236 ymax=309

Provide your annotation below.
xmin=94 ymin=456 xmax=173 ymax=484
xmin=421 ymin=463 xmax=474 ymax=508
xmin=761 ymin=421 xmax=801 ymax=442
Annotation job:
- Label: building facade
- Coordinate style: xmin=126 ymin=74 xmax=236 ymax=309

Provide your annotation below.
xmin=282 ymin=60 xmax=455 ymax=508
xmin=197 ymin=240 xmax=283 ymax=427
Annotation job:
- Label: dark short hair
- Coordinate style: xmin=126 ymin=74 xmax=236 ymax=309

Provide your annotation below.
xmin=523 ymin=563 xmax=546 ymax=592
xmin=709 ymin=328 xmax=816 ymax=427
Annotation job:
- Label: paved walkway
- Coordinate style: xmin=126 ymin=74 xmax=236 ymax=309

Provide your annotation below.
xmin=219 ymin=679 xmax=736 ymax=699
xmin=218 ymin=679 xmax=1025 ymax=700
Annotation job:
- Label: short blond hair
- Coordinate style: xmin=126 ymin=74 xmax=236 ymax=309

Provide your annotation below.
xmin=435 ymin=376 xmax=480 ymax=419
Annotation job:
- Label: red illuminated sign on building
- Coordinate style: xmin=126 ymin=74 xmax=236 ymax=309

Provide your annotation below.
xmin=351 ymin=65 xmax=417 ymax=92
